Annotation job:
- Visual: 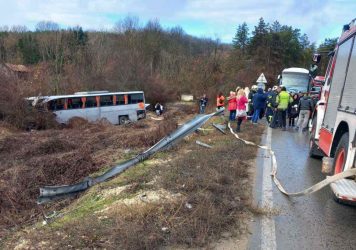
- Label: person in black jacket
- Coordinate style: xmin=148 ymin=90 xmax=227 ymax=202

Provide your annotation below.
xmin=199 ymin=94 xmax=208 ymax=114
xmin=155 ymin=102 xmax=163 ymax=116
xmin=270 ymin=86 xmax=281 ymax=128
xmin=288 ymin=93 xmax=299 ymax=127
xmin=247 ymin=85 xmax=257 ymax=117
xmin=266 ymin=86 xmax=278 ymax=124
xmin=296 ymin=93 xmax=314 ymax=131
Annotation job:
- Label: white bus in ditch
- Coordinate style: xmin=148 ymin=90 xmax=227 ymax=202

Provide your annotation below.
xmin=29 ymin=91 xmax=147 ymax=125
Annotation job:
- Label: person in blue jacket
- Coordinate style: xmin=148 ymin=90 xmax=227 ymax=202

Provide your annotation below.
xmin=252 ymin=88 xmax=267 ymax=124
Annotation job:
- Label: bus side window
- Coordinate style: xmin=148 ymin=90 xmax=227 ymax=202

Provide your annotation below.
xmin=116 ymin=95 xmax=125 ymax=105
xmin=48 ymin=100 xmax=55 ymax=111
xmin=56 ymin=99 xmax=65 ymax=110
xmin=48 ymin=99 xmax=65 ymax=111
xmin=81 ymin=97 xmax=86 ymax=108
xmin=113 ymin=95 xmax=117 ymax=105
xmin=67 ymin=98 xmax=83 ymax=109
xmin=86 ymin=96 xmax=97 ymax=108
xmin=100 ymin=95 xmax=113 ymax=106
xmin=128 ymin=93 xmax=144 ymax=104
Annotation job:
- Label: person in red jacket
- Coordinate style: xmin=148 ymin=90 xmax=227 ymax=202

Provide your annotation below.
xmin=216 ymin=92 xmax=225 ymax=111
xmin=227 ymin=91 xmax=237 ymax=121
xmin=235 ymin=89 xmax=248 ymax=132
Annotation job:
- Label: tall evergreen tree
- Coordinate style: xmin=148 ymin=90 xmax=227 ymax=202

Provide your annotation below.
xmin=271 ymin=20 xmax=281 ymax=33
xmin=17 ymin=34 xmax=41 ymax=64
xmin=278 ymin=26 xmax=302 ymax=66
xmin=249 ymin=17 xmax=269 ymax=51
xmin=253 ymin=17 xmax=268 ymax=36
xmin=269 ymin=31 xmax=283 ymax=74
xmin=232 ymin=22 xmax=249 ymax=54
xmin=72 ymin=26 xmax=88 ymax=46
xmin=248 ymin=17 xmax=269 ymax=65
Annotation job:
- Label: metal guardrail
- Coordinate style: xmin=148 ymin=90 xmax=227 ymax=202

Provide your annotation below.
xmin=38 ymin=109 xmax=224 ymax=204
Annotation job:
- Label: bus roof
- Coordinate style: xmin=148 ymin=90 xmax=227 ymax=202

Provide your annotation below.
xmin=27 ymin=91 xmax=144 ymax=102
xmin=282 ymin=68 xmax=309 ymax=74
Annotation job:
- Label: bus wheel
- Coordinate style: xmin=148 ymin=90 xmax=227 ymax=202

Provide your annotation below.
xmin=119 ymin=115 xmax=129 ymax=125
xmin=309 ymin=116 xmax=323 ymax=159
xmin=332 ymin=132 xmax=349 ymax=174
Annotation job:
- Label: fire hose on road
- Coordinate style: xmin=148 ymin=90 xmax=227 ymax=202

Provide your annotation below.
xmin=227 ymin=122 xmax=356 ymax=197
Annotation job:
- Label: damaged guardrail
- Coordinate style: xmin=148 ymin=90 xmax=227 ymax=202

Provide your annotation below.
xmin=38 ymin=109 xmax=224 ymax=204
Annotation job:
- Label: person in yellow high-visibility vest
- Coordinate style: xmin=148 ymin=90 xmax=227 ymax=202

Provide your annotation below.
xmin=275 ymin=86 xmax=293 ymax=130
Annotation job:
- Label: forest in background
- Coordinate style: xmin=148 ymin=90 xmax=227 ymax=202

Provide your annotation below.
xmin=0 ymin=17 xmax=337 ymax=104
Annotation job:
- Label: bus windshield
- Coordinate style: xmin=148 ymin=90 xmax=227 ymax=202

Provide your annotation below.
xmin=281 ymin=73 xmax=310 ymax=93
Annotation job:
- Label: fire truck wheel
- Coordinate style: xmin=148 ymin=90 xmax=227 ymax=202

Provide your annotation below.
xmin=308 ymin=116 xmax=323 ymax=159
xmin=332 ymin=132 xmax=349 ymax=175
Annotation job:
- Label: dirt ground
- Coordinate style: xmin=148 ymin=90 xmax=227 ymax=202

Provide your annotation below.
xmin=0 ymin=104 xmax=264 ymax=249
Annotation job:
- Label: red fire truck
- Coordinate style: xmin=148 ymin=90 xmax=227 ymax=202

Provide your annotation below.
xmin=309 ymin=18 xmax=356 ymax=203
xmin=309 ymin=76 xmax=325 ymax=106
xmin=312 ymin=76 xmax=325 ymax=88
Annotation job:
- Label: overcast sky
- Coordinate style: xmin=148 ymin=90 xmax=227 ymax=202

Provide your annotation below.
xmin=0 ymin=0 xmax=355 ymax=44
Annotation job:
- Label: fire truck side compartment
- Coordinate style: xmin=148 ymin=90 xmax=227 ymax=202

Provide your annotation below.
xmin=323 ymin=37 xmax=353 ymax=132
xmin=339 ymin=36 xmax=356 ymax=113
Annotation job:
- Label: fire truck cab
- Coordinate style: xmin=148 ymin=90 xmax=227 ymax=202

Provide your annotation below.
xmin=309 ymin=18 xmax=356 ymax=203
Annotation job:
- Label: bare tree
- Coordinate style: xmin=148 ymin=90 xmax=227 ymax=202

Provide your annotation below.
xmin=0 ymin=26 xmax=9 ymax=32
xmin=144 ymin=18 xmax=162 ymax=32
xmin=113 ymin=15 xmax=140 ymax=33
xmin=10 ymin=25 xmax=28 ymax=33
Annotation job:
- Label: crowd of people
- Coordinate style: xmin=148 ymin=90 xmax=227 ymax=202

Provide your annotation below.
xmin=198 ymin=85 xmax=315 ymax=133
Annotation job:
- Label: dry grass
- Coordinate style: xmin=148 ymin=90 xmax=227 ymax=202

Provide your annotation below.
xmin=2 ymin=114 xmax=264 ymax=249
xmin=0 ymin=108 xmax=178 ymax=238
xmin=0 ymin=72 xmax=58 ymax=130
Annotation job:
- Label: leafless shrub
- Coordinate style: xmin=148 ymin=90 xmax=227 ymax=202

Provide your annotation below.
xmin=144 ymin=76 xmax=178 ymax=104
xmin=66 ymin=117 xmax=92 ymax=129
xmin=0 ymin=72 xmax=58 ymax=130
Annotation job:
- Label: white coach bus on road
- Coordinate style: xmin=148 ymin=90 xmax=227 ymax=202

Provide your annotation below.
xmin=279 ymin=67 xmax=311 ymax=93
xmin=28 ymin=91 xmax=147 ymax=125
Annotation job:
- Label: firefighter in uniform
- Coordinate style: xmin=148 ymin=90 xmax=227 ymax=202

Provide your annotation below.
xmin=265 ymin=86 xmax=278 ymax=124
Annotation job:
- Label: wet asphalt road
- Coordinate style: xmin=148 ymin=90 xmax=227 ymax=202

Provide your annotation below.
xmin=249 ymin=126 xmax=356 ymax=250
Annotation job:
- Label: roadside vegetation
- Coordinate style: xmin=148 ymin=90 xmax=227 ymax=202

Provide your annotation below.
xmin=0 ymin=71 xmax=57 ymax=130
xmin=0 ymin=17 xmax=336 ymax=104
xmin=0 ymin=16 xmax=337 ymax=131
xmin=2 ymin=116 xmax=264 ymax=249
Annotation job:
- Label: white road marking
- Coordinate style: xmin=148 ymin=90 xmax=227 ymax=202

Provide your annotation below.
xmin=261 ymin=127 xmax=277 ymax=250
